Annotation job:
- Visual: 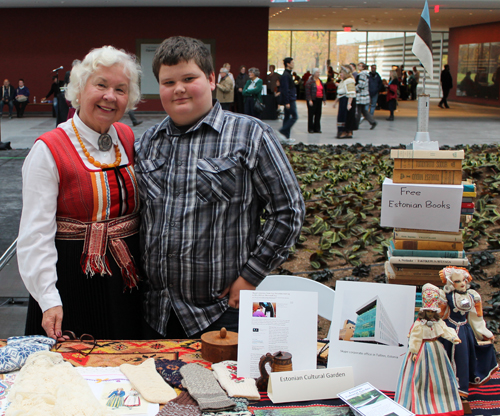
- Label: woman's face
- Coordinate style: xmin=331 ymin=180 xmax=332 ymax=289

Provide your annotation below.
xmin=340 ymin=71 xmax=346 ymax=80
xmin=313 ymin=70 xmax=320 ymax=79
xmin=451 ymin=272 xmax=467 ymax=292
xmin=78 ymin=64 xmax=130 ymax=134
xmin=249 ymin=71 xmax=256 ymax=80
xmin=240 ymin=67 xmax=246 ymax=74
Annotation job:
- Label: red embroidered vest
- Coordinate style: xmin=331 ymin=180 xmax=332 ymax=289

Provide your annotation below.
xmin=37 ymin=122 xmax=139 ymax=222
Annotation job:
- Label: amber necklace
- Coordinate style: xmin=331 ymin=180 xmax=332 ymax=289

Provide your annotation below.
xmin=72 ymin=119 xmax=121 ymax=169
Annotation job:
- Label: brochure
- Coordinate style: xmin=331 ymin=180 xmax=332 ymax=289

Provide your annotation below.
xmin=237 ymin=290 xmax=318 ymax=378
xmin=338 ymin=382 xmax=414 ymax=416
xmin=328 ymin=281 xmax=415 ymax=391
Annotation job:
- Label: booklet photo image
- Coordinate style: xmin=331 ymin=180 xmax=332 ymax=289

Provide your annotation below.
xmin=328 ymin=282 xmax=416 ymax=391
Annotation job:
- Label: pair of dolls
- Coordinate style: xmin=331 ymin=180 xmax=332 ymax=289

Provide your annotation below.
xmin=395 ymin=266 xmax=498 ymax=416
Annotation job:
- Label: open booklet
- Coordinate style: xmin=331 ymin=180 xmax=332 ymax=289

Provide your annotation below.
xmin=338 ymin=382 xmax=414 ymax=416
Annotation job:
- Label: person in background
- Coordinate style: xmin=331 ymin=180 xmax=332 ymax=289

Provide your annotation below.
xmin=234 ymin=65 xmax=248 ymax=114
xmin=386 ymin=70 xmax=399 ymax=121
xmin=278 ymin=57 xmax=298 ymax=144
xmin=1 ymin=79 xmax=16 ymax=119
xmin=135 ymin=36 xmax=304 ymax=339
xmin=302 ymin=70 xmax=311 ymax=84
xmin=216 ymin=67 xmax=234 ymax=111
xmin=333 ymin=65 xmax=356 ymax=139
xmin=355 ymin=62 xmax=377 ymax=130
xmin=368 ymin=64 xmax=382 ymax=115
xmin=18 ymin=46 xmax=144 ymax=340
xmin=14 ymin=79 xmax=30 ymax=118
xmin=42 ymin=75 xmax=60 ymax=119
xmin=217 ymin=62 xmax=234 ymax=83
xmin=267 ymin=64 xmax=281 ymax=96
xmin=439 ymin=64 xmax=453 ymax=109
xmin=412 ymin=65 xmax=420 ymax=94
xmin=407 ymin=70 xmax=417 ymax=100
xmin=242 ymin=67 xmax=263 ymax=117
xmin=305 ymin=68 xmax=326 ymax=133
xmin=128 ymin=111 xmax=143 ymax=126
xmin=350 ymin=63 xmax=358 ymax=79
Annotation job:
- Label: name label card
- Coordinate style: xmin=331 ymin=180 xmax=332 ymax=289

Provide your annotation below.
xmin=268 ymin=367 xmax=354 ymax=403
xmin=380 ymin=178 xmax=463 ymax=232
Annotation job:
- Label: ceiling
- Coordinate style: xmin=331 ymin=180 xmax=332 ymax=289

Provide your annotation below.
xmin=0 ymin=0 xmax=499 ymax=31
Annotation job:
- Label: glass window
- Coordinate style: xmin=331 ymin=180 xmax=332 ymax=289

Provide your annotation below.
xmin=268 ymin=31 xmax=291 ymax=73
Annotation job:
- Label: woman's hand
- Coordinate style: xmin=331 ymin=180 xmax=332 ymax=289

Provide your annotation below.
xmin=411 ymin=353 xmax=417 ymax=362
xmin=309 ymin=100 xmax=313 ymax=106
xmin=42 ymin=305 xmax=64 ymax=340
xmin=347 ymin=103 xmax=352 ymax=110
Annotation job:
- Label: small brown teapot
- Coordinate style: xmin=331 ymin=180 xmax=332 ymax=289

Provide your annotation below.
xmin=256 ymin=351 xmax=293 ymax=391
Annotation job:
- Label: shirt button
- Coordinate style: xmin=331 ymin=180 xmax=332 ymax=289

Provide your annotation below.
xmin=214 ymin=166 xmax=219 ymax=171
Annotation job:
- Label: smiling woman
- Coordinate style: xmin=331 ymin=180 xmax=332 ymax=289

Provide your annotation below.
xmin=17 ymin=46 xmax=147 ymax=341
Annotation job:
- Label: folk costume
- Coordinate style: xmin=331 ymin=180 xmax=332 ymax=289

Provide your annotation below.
xmin=19 ymin=113 xmax=143 ymax=340
xmin=395 ymin=284 xmax=463 ymax=416
xmin=336 ymin=76 xmax=356 ymax=137
xmin=438 ymin=267 xmax=498 ymax=397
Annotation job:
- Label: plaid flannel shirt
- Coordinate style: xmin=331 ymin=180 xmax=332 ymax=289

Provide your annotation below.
xmin=356 ymin=70 xmax=371 ymax=105
xmin=134 ymin=101 xmax=305 ymax=336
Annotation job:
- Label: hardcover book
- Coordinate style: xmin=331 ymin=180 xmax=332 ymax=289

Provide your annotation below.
xmin=389 ymin=255 xmax=469 ymax=267
xmin=393 ymin=228 xmax=462 ymax=242
xmin=393 ymin=239 xmax=464 ymax=251
xmin=393 ymin=158 xmax=462 ymax=170
xmin=388 ymin=241 xmax=466 ymax=258
xmin=392 ymin=169 xmax=462 ymax=185
xmin=390 ymin=149 xmax=465 ymax=159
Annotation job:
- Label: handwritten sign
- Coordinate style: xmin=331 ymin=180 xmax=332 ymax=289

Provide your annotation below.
xmin=380 ymin=178 xmax=463 ymax=232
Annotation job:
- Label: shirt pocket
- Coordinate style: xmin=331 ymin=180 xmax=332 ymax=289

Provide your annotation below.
xmin=135 ymin=159 xmax=166 ymax=200
xmin=196 ymin=157 xmax=237 ymax=203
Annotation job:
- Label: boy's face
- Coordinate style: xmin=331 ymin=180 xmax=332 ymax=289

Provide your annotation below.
xmin=159 ymin=60 xmax=215 ymax=126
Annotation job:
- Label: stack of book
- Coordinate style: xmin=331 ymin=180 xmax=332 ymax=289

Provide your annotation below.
xmin=385 ymin=149 xmax=470 ymax=286
xmin=462 ymin=180 xmax=476 ymax=217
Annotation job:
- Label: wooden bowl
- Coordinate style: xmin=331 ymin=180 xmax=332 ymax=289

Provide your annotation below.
xmin=201 ymin=327 xmax=238 ymax=363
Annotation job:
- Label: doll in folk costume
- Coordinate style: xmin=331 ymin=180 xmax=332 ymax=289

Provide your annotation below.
xmin=438 ymin=266 xmax=498 ymax=398
xmin=395 ymin=283 xmax=463 ymax=416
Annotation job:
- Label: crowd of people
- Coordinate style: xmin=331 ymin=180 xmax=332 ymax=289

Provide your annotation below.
xmin=1 ymin=78 xmax=31 ymax=119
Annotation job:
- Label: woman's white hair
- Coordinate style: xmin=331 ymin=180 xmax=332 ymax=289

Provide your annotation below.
xmin=66 ymin=46 xmax=141 ymax=112
xmin=312 ymin=68 xmax=320 ymax=74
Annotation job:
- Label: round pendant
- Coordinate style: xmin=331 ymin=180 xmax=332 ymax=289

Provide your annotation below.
xmin=98 ymin=134 xmax=113 ymax=152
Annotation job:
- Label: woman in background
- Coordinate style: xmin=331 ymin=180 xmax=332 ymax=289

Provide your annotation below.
xmin=305 ymin=68 xmax=326 ymax=133
xmin=333 ymin=65 xmax=356 ymax=139
xmin=386 ymin=70 xmax=399 ymax=121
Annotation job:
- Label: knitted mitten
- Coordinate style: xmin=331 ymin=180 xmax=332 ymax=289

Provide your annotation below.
xmin=211 ymin=361 xmax=260 ymax=400
xmin=120 ymin=358 xmax=177 ymax=404
xmin=0 ymin=335 xmax=56 ymax=373
xmin=202 ymin=397 xmax=252 ymax=416
xmin=155 ymin=359 xmax=187 ymax=389
xmin=157 ymin=391 xmax=201 ymax=416
xmin=180 ymin=363 xmax=236 ymax=412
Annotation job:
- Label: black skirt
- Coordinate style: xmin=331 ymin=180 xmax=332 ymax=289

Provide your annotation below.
xmin=337 ymin=96 xmax=357 ymax=132
xmin=25 ymin=234 xmax=144 ymax=339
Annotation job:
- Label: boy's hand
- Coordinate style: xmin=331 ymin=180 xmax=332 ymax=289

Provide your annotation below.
xmin=219 ymin=276 xmax=256 ymax=309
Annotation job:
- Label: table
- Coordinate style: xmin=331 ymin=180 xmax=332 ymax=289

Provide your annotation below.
xmin=1 ymin=339 xmax=499 ymax=415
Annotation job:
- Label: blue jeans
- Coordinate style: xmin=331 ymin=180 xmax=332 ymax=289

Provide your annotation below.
xmin=0 ymin=100 xmax=13 ymax=116
xmin=280 ymin=100 xmax=298 ymax=138
xmin=369 ymin=94 xmax=378 ymax=115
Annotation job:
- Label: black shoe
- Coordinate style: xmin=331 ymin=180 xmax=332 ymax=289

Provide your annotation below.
xmin=314 ymin=131 xmax=322 ymax=133
xmin=308 ymin=130 xmax=314 ymax=133
xmin=438 ymin=104 xmax=444 ymax=108
xmin=386 ymin=117 xmax=394 ymax=121
xmin=370 ymin=122 xmax=377 ymax=130
xmin=133 ymin=120 xmax=143 ymax=126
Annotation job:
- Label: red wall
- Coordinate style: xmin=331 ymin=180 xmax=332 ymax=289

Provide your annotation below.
xmin=1 ymin=7 xmax=269 ymax=112
xmin=448 ymin=21 xmax=500 ymax=107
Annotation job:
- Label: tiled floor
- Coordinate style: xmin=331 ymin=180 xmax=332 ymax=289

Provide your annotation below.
xmin=0 ymin=98 xmax=499 ymax=339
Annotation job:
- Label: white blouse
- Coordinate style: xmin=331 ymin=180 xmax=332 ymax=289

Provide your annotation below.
xmin=17 ymin=113 xmax=129 ymax=313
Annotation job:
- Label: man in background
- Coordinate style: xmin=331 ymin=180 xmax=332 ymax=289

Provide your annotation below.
xmin=278 ymin=57 xmax=298 ymax=145
xmin=1 ymin=79 xmax=16 ymax=119
xmin=368 ymin=65 xmax=383 ymax=116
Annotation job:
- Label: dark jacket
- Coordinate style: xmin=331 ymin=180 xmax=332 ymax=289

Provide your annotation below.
xmin=235 ymin=73 xmax=249 ymax=90
xmin=441 ymin=69 xmax=453 ymax=90
xmin=368 ymin=71 xmax=383 ymax=97
xmin=280 ymin=69 xmax=296 ymax=105
xmin=45 ymin=82 xmax=61 ymax=100
xmin=1 ymin=85 xmax=16 ymax=102
xmin=305 ymin=77 xmax=326 ymax=102
xmin=15 ymin=86 xmax=30 ymax=102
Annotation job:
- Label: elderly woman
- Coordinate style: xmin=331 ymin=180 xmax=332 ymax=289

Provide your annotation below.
xmin=242 ymin=67 xmax=263 ymax=117
xmin=386 ymin=70 xmax=399 ymax=121
xmin=333 ymin=65 xmax=356 ymax=139
xmin=18 ymin=46 xmax=143 ymax=340
xmin=305 ymin=68 xmax=326 ymax=133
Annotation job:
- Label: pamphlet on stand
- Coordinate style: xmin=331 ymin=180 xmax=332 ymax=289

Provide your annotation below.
xmin=338 ymin=382 xmax=414 ymax=416
xmin=237 ymin=290 xmax=318 ymax=378
xmin=328 ymin=281 xmax=415 ymax=391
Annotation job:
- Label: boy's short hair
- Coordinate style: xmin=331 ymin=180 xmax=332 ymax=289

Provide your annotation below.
xmin=283 ymin=57 xmax=293 ymax=67
xmin=152 ymin=36 xmax=214 ymax=81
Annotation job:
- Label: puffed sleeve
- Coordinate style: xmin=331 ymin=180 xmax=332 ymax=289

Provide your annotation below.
xmin=408 ymin=321 xmax=424 ymax=354
xmin=436 ymin=319 xmax=459 ymax=343
xmin=468 ymin=290 xmax=494 ymax=341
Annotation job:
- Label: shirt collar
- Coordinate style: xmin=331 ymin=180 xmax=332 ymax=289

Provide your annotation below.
xmin=73 ymin=111 xmax=119 ymax=149
xmin=153 ymin=100 xmax=224 ymax=139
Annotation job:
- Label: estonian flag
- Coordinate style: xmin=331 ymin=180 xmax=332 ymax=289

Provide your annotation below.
xmin=412 ymin=0 xmax=433 ymax=80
